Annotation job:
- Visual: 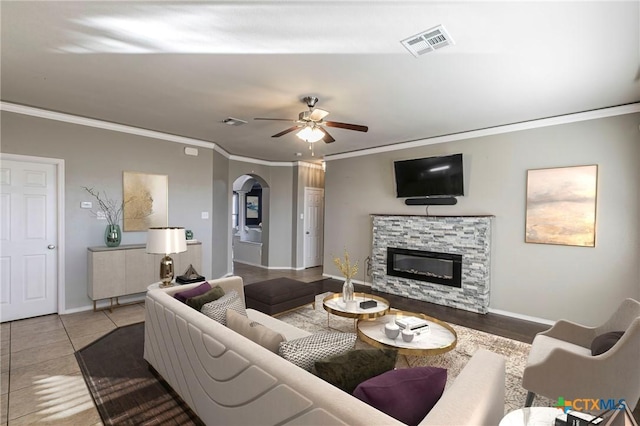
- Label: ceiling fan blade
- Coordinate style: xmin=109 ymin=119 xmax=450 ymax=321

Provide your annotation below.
xmin=325 ymin=121 xmax=368 ymax=132
xmin=309 ymin=108 xmax=330 ymax=122
xmin=254 ymin=118 xmax=297 ymax=122
xmin=321 ymin=128 xmax=335 ymax=143
xmin=272 ymin=126 xmax=300 ymax=138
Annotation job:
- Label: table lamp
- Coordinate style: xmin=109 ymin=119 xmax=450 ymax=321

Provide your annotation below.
xmin=146 ymin=227 xmax=187 ymax=287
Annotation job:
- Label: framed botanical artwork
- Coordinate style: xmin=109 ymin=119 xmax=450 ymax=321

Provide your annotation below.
xmin=525 ymin=165 xmax=598 ymax=247
xmin=123 ymin=172 xmax=168 ymax=231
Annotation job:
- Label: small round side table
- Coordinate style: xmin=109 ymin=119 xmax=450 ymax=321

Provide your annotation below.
xmin=499 ymin=407 xmax=563 ymax=426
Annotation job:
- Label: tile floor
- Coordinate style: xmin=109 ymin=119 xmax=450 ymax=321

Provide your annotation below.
xmin=1 ymin=303 xmax=146 ymax=425
xmin=0 ymin=264 xmax=325 ymax=425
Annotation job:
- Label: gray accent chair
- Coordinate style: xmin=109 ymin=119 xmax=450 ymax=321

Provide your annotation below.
xmin=522 ymin=298 xmax=640 ymax=410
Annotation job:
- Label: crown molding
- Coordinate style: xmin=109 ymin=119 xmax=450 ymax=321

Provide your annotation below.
xmin=4 ymin=101 xmax=638 ymax=166
xmin=228 ymin=155 xmax=294 ymax=167
xmin=324 ymin=103 xmax=640 ymax=161
xmin=0 ymin=101 xmax=230 ymax=152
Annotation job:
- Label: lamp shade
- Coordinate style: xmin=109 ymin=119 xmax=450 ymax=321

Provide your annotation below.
xmin=146 ymin=227 xmax=187 ymax=255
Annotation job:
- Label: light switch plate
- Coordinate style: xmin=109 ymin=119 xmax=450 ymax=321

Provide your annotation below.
xmin=201 ymin=212 xmax=209 ymax=219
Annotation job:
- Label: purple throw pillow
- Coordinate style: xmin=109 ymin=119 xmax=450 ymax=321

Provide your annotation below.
xmin=353 ymin=367 xmax=447 ymax=426
xmin=174 ymin=282 xmax=211 ymax=303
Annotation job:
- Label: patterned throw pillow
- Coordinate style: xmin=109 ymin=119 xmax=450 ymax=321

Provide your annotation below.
xmin=278 ymin=332 xmax=357 ymax=371
xmin=185 ymin=285 xmax=225 ymax=311
xmin=313 ymin=348 xmax=398 ymax=393
xmin=201 ymin=290 xmax=246 ymax=325
xmin=226 ymin=309 xmax=285 ymax=353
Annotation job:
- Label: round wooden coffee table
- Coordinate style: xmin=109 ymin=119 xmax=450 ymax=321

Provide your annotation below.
xmin=322 ymin=293 xmax=390 ymax=329
xmin=357 ymin=310 xmax=457 ymax=356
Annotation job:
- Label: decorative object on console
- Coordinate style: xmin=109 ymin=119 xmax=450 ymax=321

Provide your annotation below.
xmin=146 ymin=227 xmax=187 ymax=287
xmin=104 ymin=224 xmax=122 ymax=247
xmin=176 ymin=264 xmax=205 ymax=284
xmin=333 ymin=248 xmax=358 ymax=302
xmin=82 ymin=186 xmax=124 ymax=247
xmin=123 ymin=171 xmax=168 ymax=231
xmin=525 ymin=165 xmax=597 ymax=247
xmin=185 ymin=229 xmax=193 ymax=240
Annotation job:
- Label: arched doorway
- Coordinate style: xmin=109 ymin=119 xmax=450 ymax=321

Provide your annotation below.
xmin=232 ymin=174 xmax=270 ymax=267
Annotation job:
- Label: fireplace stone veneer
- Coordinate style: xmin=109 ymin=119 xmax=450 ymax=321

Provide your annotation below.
xmin=371 ymin=215 xmax=492 ymax=314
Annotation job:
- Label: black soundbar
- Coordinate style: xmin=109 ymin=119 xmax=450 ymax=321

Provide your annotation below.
xmin=405 ymin=197 xmax=457 ymax=206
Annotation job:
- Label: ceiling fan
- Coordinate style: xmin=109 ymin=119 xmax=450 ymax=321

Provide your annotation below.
xmin=254 ymin=96 xmax=368 ymax=145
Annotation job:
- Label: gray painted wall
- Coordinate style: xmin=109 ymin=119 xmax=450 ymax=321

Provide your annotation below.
xmin=1 ymin=111 xmax=217 ymax=311
xmin=323 ymin=113 xmax=640 ymax=325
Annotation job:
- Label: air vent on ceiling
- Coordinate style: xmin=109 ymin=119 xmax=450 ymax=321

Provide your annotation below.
xmin=222 ymin=117 xmax=247 ymax=126
xmin=401 ymin=25 xmax=454 ymax=58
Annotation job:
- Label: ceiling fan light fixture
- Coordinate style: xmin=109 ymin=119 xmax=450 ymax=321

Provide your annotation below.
xmin=296 ymin=126 xmax=324 ymax=143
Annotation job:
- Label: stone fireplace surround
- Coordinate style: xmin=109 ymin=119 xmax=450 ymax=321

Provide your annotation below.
xmin=371 ymin=215 xmax=492 ymax=314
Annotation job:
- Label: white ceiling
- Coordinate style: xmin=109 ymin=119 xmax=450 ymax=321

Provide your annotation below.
xmin=2 ymin=1 xmax=639 ymax=162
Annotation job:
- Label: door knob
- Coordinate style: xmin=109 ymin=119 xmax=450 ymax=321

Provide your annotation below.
xmin=306 ymin=231 xmax=310 ymax=234
xmin=47 ymin=245 xmax=56 ymax=249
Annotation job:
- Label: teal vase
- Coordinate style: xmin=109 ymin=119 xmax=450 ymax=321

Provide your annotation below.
xmin=105 ymin=224 xmax=121 ymax=247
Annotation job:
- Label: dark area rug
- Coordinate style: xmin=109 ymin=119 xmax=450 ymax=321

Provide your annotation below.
xmin=75 ymin=322 xmax=204 ymax=426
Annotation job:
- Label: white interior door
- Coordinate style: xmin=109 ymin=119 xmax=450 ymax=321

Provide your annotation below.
xmin=304 ymin=187 xmax=324 ymax=268
xmin=1 ymin=160 xmax=58 ymax=322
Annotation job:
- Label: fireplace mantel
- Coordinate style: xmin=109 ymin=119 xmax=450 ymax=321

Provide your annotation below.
xmin=371 ymin=215 xmax=492 ymax=314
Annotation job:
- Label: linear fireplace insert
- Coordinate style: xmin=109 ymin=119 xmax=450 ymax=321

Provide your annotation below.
xmin=386 ymin=247 xmax=462 ymax=288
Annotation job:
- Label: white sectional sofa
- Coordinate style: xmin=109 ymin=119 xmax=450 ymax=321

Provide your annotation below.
xmin=144 ymin=276 xmax=506 ymax=425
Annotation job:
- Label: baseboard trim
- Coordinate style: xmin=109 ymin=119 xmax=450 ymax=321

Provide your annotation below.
xmin=488 ymin=308 xmax=554 ymax=326
xmin=322 ymin=274 xmax=372 ymax=287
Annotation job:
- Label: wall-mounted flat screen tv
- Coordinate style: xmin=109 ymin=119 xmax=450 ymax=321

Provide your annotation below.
xmin=394 ymin=153 xmax=464 ymax=198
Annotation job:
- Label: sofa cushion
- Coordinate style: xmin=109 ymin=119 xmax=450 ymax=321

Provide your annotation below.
xmin=591 ymin=331 xmax=625 ymax=356
xmin=201 ymin=290 xmax=246 ymax=325
xmin=353 ymin=366 xmax=447 ymax=426
xmin=227 ymin=308 xmax=285 ymax=353
xmin=313 ymin=348 xmax=397 ymax=393
xmin=278 ymin=332 xmax=357 ymax=371
xmin=185 ymin=285 xmax=225 ymax=311
xmin=174 ymin=282 xmax=211 ymax=303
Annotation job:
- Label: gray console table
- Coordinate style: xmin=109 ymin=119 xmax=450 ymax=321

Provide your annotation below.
xmin=87 ymin=241 xmax=202 ymax=311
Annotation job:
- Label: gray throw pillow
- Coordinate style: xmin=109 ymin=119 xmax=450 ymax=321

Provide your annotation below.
xmin=313 ymin=348 xmax=398 ymax=393
xmin=278 ymin=332 xmax=357 ymax=371
xmin=201 ymin=290 xmax=246 ymax=325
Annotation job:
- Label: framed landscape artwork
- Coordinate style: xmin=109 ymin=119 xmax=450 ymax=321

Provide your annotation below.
xmin=525 ymin=165 xmax=598 ymax=247
xmin=123 ymin=172 xmax=168 ymax=231
xmin=246 ymin=196 xmax=259 ymax=219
